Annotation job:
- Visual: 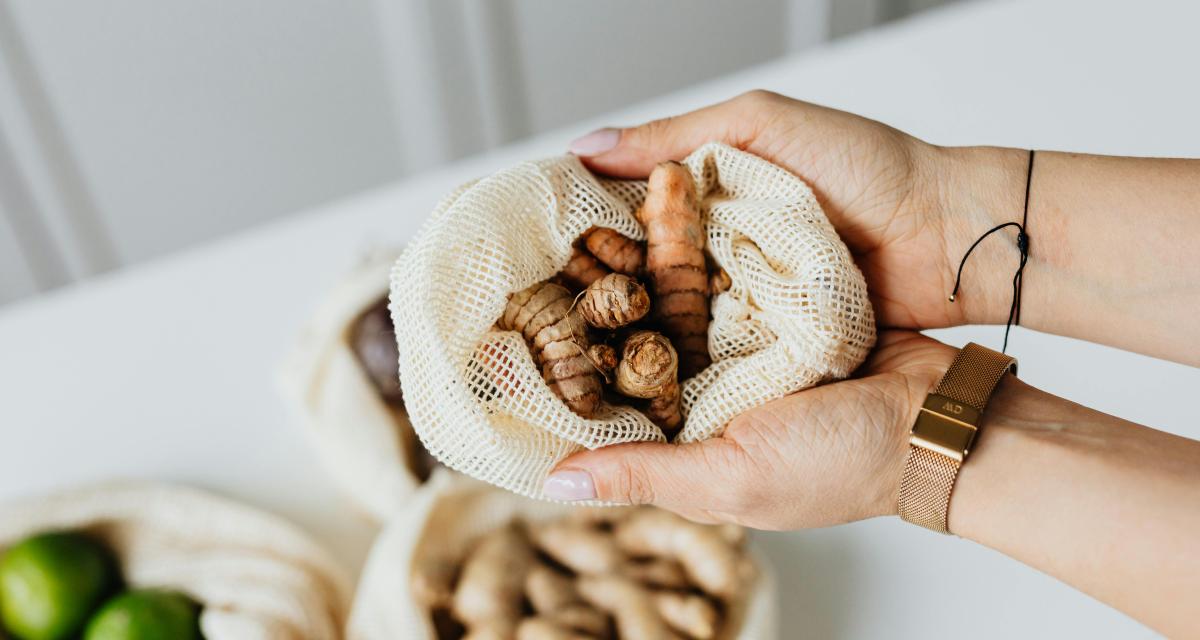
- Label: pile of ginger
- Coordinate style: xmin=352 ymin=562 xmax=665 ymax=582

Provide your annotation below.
xmin=412 ymin=506 xmax=755 ymax=640
xmin=497 ymin=162 xmax=728 ymax=439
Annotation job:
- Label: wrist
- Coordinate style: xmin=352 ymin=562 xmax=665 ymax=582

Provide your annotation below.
xmin=874 ymin=339 xmax=961 ymax=519
xmin=889 ymin=340 xmax=1017 ymax=532
xmin=945 ymin=373 xmax=1053 ymax=541
xmin=922 ymin=144 xmax=1031 ymax=326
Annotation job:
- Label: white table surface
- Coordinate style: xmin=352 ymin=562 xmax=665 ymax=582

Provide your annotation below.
xmin=3 ymin=1 xmax=1198 ymax=637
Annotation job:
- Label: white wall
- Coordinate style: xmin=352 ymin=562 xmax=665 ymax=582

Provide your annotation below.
xmin=510 ymin=0 xmax=791 ymax=133
xmin=1 ymin=0 xmax=405 ymax=269
xmin=0 ymin=209 xmax=38 ymax=304
xmin=0 ymin=0 xmax=939 ymax=306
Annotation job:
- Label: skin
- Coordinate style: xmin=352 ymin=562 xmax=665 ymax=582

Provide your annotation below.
xmin=549 ymin=91 xmax=1200 ymax=638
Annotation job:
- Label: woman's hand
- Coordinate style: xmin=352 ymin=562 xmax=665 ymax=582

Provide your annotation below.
xmin=549 ymin=92 xmax=1200 ymax=636
xmin=544 ymin=331 xmax=956 ymax=530
xmin=569 ymin=90 xmax=1029 ymax=330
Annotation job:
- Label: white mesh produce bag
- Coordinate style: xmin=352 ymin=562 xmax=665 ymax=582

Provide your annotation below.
xmin=347 ymin=472 xmax=777 ymax=639
xmin=281 ymin=250 xmax=434 ymax=521
xmin=392 ymin=142 xmax=875 ymax=499
xmin=0 ymin=482 xmax=351 ymax=640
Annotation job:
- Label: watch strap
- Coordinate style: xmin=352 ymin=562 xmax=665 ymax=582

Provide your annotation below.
xmin=934 ymin=343 xmax=1018 ymax=411
xmin=898 ymin=342 xmax=1016 ymax=533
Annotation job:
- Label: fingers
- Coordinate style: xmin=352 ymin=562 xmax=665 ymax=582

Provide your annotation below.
xmin=567 ymin=90 xmax=784 ymax=178
xmin=543 ymin=438 xmax=747 ymax=513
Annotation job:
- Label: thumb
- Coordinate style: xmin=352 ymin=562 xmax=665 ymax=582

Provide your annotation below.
xmin=543 ymin=438 xmax=744 ymax=512
xmin=567 ymin=91 xmax=779 ymax=178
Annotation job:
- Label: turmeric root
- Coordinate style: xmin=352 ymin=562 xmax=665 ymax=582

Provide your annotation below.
xmin=653 ymin=591 xmax=720 ymax=640
xmin=709 ymin=267 xmax=731 ymax=296
xmin=578 ymin=273 xmax=651 ymax=329
xmin=559 ymin=246 xmax=610 ymax=290
xmin=584 ymin=227 xmax=645 ymax=275
xmin=613 ymin=508 xmax=746 ymax=599
xmin=499 ymin=282 xmax=603 ymax=418
xmin=530 ymin=520 xmax=623 ymax=575
xmin=585 ymin=344 xmax=617 ymax=379
xmin=576 ymin=574 xmax=678 ymax=640
xmin=645 ymin=380 xmax=682 ymax=439
xmin=637 ymin=162 xmax=712 ymax=378
xmin=613 ymin=330 xmax=683 ymax=435
xmin=614 ymin=331 xmax=677 ymax=399
xmin=452 ymin=525 xmax=535 ymax=629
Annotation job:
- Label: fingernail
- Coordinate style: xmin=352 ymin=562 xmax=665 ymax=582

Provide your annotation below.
xmin=542 ymin=469 xmax=597 ymax=501
xmin=568 ymin=128 xmax=620 ymax=156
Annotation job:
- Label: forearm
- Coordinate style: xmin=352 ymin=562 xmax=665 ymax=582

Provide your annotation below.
xmin=936 ymin=147 xmax=1200 ymax=365
xmin=948 ymin=376 xmax=1200 ymax=637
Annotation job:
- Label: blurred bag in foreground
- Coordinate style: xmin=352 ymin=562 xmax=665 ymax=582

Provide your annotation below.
xmin=283 ymin=250 xmax=439 ymax=521
xmin=0 ymin=481 xmax=351 ymax=639
xmin=348 ymin=473 xmax=777 ymax=639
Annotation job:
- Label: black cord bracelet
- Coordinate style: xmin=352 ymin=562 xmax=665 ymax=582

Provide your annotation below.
xmin=948 ymin=149 xmax=1034 ymax=353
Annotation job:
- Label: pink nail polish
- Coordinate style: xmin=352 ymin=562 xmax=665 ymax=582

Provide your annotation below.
xmin=568 ymin=128 xmax=620 ymax=156
xmin=542 ymin=469 xmax=596 ymax=501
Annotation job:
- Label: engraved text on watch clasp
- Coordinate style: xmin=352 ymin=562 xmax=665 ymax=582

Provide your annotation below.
xmin=910 ymin=394 xmax=983 ymax=463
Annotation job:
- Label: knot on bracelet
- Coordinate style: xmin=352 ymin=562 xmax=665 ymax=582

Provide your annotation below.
xmin=947 ymin=150 xmax=1035 ymax=353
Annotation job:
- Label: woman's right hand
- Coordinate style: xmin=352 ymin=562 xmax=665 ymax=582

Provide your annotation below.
xmin=569 ymin=90 xmax=1027 ymax=331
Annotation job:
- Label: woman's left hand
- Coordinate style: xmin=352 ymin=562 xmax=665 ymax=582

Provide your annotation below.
xmin=543 ymin=331 xmax=957 ymax=530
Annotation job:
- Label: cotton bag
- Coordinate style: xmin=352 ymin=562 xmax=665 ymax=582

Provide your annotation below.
xmin=0 ymin=482 xmax=351 ymax=639
xmin=282 ymin=250 xmax=434 ymax=520
xmin=347 ymin=472 xmax=777 ymax=639
xmin=392 ymin=143 xmax=875 ymax=499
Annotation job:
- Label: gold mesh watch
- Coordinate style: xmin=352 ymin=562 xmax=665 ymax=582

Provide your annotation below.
xmin=898 ymin=342 xmax=1016 ymax=533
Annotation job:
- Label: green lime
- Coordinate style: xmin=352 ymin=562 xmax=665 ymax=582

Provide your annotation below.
xmin=83 ymin=590 xmax=200 ymax=640
xmin=0 ymin=531 xmax=119 ymax=640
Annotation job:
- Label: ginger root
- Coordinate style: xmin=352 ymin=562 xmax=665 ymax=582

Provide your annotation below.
xmin=411 ymin=555 xmax=457 ymax=609
xmin=578 ymin=273 xmax=651 ymax=329
xmin=559 ymin=245 xmax=610 ymax=290
xmin=614 ymin=508 xmax=746 ymax=599
xmin=576 ymin=574 xmax=677 ymax=640
xmin=525 ymin=564 xmax=580 ymax=613
xmin=515 ymin=618 xmax=594 ymax=640
xmin=499 ymin=282 xmax=603 ymax=418
xmin=638 ymin=162 xmax=712 ymax=379
xmin=620 ymin=558 xmax=690 ymax=590
xmin=463 ymin=622 xmax=517 ymax=640
xmin=546 ymin=604 xmax=610 ymax=637
xmin=452 ymin=525 xmax=535 ymax=629
xmin=419 ymin=508 xmax=754 ymax=640
xmin=530 ymin=520 xmax=623 ymax=575
xmin=584 ymin=227 xmax=644 ymax=275
xmin=525 ymin=567 xmax=609 ymax=638
xmin=653 ymin=591 xmax=720 ymax=640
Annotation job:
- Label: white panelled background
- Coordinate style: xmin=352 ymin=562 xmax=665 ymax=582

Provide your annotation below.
xmin=0 ymin=0 xmax=951 ymax=306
